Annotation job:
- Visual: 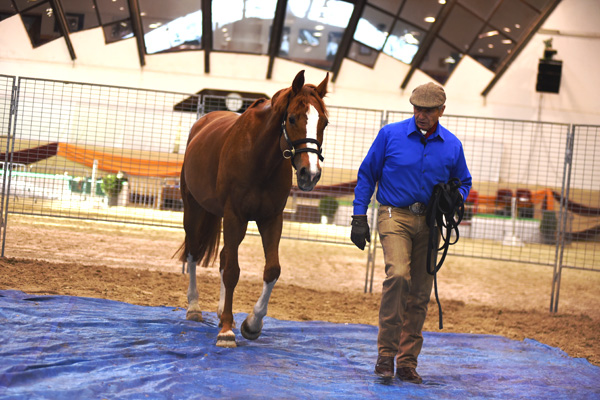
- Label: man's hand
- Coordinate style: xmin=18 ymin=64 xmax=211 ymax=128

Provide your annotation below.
xmin=350 ymin=215 xmax=371 ymax=250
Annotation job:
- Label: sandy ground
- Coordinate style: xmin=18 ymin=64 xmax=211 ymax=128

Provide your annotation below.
xmin=1 ymin=214 xmax=599 ymax=366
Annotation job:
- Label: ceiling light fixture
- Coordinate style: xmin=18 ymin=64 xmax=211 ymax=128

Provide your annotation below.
xmin=479 ymin=30 xmax=499 ymax=39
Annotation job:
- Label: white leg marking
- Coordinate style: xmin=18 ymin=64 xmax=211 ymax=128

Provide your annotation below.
xmin=186 ymin=253 xmax=202 ymax=321
xmin=218 ymin=269 xmax=225 ymax=318
xmin=245 ymin=279 xmax=278 ymax=332
xmin=187 ymin=253 xmax=198 ymax=304
xmin=306 ymin=105 xmax=321 ymax=178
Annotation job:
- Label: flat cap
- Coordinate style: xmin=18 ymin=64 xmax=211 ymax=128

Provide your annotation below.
xmin=409 ymin=82 xmax=446 ymax=108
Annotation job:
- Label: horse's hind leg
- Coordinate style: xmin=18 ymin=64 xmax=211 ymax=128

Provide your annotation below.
xmin=186 ymin=253 xmax=203 ymax=322
xmin=181 ymin=191 xmax=220 ymax=323
xmin=241 ymin=215 xmax=282 ymax=341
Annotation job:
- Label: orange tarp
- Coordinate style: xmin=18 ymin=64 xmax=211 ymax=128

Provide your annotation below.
xmin=57 ymin=143 xmax=183 ymax=177
xmin=532 ymin=189 xmax=555 ymax=211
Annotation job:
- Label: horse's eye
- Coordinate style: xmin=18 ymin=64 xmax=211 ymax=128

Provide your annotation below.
xmin=288 ymin=115 xmax=296 ymax=124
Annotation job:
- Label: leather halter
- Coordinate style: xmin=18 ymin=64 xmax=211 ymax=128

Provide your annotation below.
xmin=280 ymin=110 xmax=324 ymax=169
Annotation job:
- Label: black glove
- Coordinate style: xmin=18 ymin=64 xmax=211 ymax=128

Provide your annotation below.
xmin=350 ymin=215 xmax=370 ymax=250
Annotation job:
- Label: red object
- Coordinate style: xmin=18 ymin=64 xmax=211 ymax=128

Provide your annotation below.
xmin=465 ymin=189 xmax=479 ymax=214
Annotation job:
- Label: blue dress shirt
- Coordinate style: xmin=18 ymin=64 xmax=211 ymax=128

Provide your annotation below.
xmin=353 ymin=116 xmax=472 ymax=215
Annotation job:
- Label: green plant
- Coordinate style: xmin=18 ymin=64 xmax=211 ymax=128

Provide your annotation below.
xmin=318 ymin=196 xmax=339 ymax=221
xmin=101 ymin=172 xmax=127 ymax=198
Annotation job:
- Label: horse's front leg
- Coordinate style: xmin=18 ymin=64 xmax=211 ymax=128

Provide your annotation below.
xmin=216 ymin=212 xmax=247 ymax=348
xmin=241 ymin=214 xmax=282 ymax=341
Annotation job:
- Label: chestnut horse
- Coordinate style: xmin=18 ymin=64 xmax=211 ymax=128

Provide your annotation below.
xmin=177 ymin=70 xmax=329 ymax=347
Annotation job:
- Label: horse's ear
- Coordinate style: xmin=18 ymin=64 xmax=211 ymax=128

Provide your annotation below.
xmin=316 ymin=73 xmax=329 ymax=99
xmin=291 ymin=70 xmax=305 ymax=95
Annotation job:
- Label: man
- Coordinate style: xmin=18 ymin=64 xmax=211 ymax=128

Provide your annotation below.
xmin=351 ymin=82 xmax=471 ymax=384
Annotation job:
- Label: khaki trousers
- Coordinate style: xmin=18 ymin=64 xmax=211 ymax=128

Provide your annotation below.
xmin=376 ymin=205 xmax=438 ymax=368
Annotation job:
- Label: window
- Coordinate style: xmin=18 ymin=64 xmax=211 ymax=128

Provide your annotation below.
xmin=60 ymin=0 xmax=99 ymax=33
xmin=212 ymin=0 xmax=277 ymax=54
xmin=347 ymin=40 xmax=378 ymax=67
xmin=489 ymin=0 xmax=539 ymax=43
xmin=353 ymin=5 xmax=394 ymax=51
xmin=468 ymin=25 xmax=515 ymax=72
xmin=13 ymin=0 xmax=39 ymax=12
xmin=279 ymin=0 xmax=353 ymax=70
xmin=399 ymin=0 xmax=443 ymax=31
xmin=438 ymin=5 xmax=483 ymax=52
xmin=524 ymin=0 xmax=553 ymax=11
xmin=19 ymin=1 xmax=62 ymax=48
xmin=367 ymin=0 xmax=404 ymax=16
xmin=140 ymin=0 xmax=202 ymax=54
xmin=457 ymin=0 xmax=500 ymax=20
xmin=96 ymin=0 xmax=131 ymax=44
xmin=0 ymin=0 xmax=17 ymax=22
xmin=382 ymin=19 xmax=425 ymax=64
xmin=102 ymin=19 xmax=133 ymax=44
xmin=418 ymin=38 xmax=462 ymax=85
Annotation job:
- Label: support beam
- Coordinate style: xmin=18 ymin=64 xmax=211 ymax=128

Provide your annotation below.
xmin=52 ymin=0 xmax=76 ymax=60
xmin=202 ymin=0 xmax=212 ymax=74
xmin=267 ymin=0 xmax=288 ymax=80
xmin=127 ymin=0 xmax=146 ymax=67
xmin=330 ymin=0 xmax=365 ymax=83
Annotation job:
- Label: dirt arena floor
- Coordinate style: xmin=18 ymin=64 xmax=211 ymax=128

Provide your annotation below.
xmin=1 ymin=214 xmax=599 ymax=367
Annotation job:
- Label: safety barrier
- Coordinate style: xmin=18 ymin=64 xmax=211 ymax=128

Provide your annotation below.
xmin=0 ymin=76 xmax=598 ymax=312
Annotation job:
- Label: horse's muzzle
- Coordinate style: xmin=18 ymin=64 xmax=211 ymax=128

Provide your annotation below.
xmin=296 ymin=166 xmax=321 ymax=191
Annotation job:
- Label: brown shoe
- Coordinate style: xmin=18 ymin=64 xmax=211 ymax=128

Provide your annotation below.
xmin=396 ymin=367 xmax=423 ymax=384
xmin=374 ymin=355 xmax=394 ymax=378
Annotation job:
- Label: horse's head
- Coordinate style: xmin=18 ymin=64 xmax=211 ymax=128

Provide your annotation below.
xmin=277 ymin=70 xmax=329 ymax=191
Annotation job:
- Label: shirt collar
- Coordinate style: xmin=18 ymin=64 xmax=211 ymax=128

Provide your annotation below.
xmin=408 ymin=116 xmax=446 ymax=141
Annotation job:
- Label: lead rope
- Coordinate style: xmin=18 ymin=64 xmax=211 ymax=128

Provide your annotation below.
xmin=425 ymin=178 xmax=464 ymax=329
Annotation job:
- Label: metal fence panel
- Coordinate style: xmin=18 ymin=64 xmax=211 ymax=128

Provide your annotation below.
xmin=6 ymin=77 xmax=199 ymax=228
xmin=386 ymin=111 xmax=571 ymax=267
xmin=2 ymin=77 xmax=598 ymax=282
xmin=559 ymin=125 xmax=600 ymax=271
xmin=0 ymin=75 xmax=16 ymax=255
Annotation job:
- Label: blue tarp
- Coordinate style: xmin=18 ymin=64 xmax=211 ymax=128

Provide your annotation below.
xmin=0 ymin=289 xmax=598 ymax=399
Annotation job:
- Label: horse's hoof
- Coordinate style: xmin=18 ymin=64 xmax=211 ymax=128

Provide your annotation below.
xmin=216 ymin=330 xmax=237 ymax=348
xmin=186 ymin=309 xmax=203 ymax=322
xmin=241 ymin=319 xmax=262 ymax=341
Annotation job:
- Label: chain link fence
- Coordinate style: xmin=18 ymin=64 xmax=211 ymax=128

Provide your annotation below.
xmin=1 ymin=76 xmax=598 ymax=311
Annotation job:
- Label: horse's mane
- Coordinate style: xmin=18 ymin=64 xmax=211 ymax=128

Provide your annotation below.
xmin=247 ymin=98 xmax=268 ymax=110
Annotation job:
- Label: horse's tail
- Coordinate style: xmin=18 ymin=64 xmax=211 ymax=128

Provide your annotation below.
xmin=175 ymin=209 xmax=222 ymax=268
xmin=174 ymin=168 xmax=221 ymax=268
